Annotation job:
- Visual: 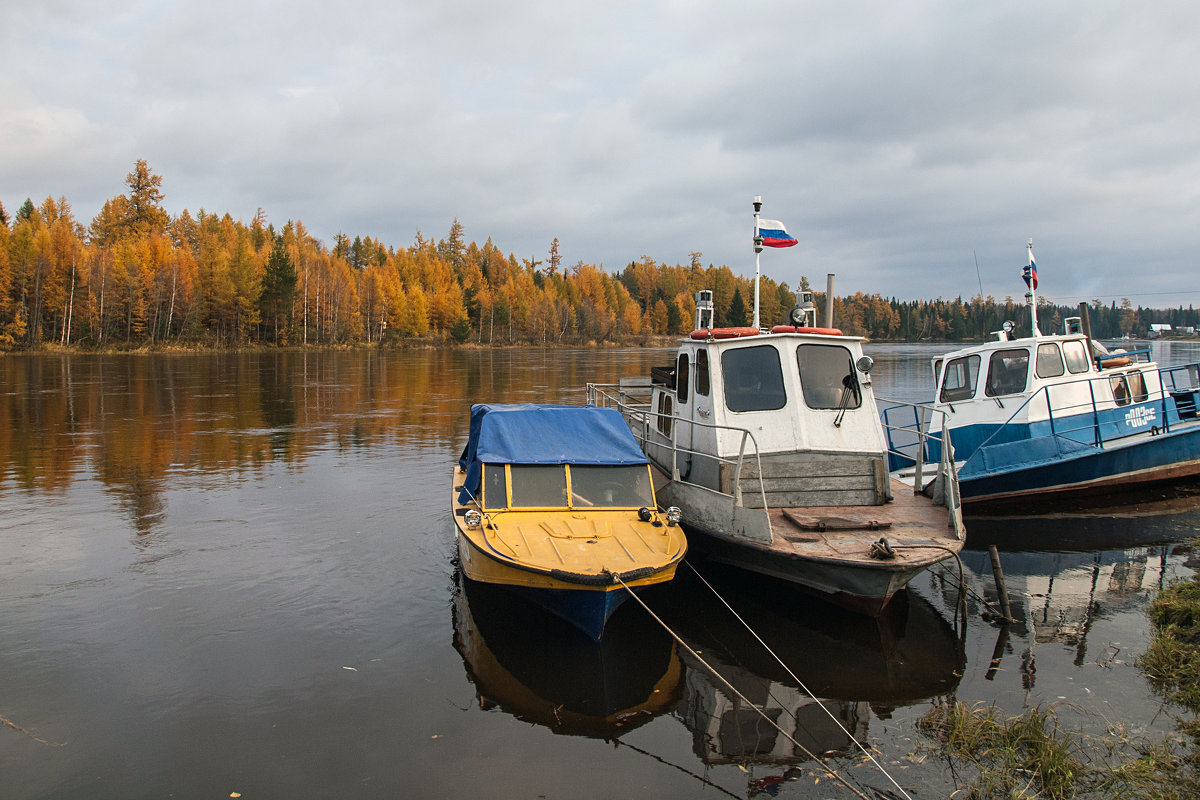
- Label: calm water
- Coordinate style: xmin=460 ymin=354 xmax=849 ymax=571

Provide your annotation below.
xmin=1 ymin=342 xmax=1198 ymax=799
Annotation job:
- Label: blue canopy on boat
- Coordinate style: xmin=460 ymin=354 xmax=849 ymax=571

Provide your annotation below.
xmin=457 ymin=403 xmax=648 ymax=504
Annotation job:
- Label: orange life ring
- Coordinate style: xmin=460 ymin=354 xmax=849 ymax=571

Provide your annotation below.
xmin=770 ymin=325 xmax=843 ymax=336
xmin=690 ymin=327 xmax=760 ymax=340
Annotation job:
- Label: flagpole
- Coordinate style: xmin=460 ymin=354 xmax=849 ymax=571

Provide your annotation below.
xmin=752 ymin=196 xmax=763 ymax=329
xmin=1024 ymin=238 xmax=1040 ymax=337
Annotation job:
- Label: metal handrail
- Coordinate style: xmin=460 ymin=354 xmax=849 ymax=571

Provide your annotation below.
xmin=948 ymin=359 xmax=1200 ymax=474
xmin=588 ymin=382 xmax=771 ymax=509
xmin=877 ymin=397 xmax=956 ymax=496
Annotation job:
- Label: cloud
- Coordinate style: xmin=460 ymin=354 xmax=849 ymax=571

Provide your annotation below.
xmin=3 ymin=1 xmax=1200 ymax=306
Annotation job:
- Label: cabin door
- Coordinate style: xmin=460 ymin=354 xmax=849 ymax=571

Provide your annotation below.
xmin=673 ymin=350 xmax=696 ymax=479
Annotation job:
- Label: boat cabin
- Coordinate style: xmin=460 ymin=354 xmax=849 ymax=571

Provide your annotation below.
xmin=640 ymin=291 xmax=890 ymax=509
xmin=928 ymin=318 xmax=1194 ymax=463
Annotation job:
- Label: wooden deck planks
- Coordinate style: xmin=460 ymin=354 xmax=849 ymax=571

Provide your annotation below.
xmin=763 ymin=477 xmax=960 ymax=562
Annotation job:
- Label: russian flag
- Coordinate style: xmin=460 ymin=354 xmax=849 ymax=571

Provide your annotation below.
xmin=756 ymin=218 xmax=798 ymax=248
xmin=1024 ymin=249 xmax=1038 ymax=291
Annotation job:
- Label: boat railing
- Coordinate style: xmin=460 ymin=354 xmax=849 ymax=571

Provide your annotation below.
xmin=949 ymin=359 xmax=1200 ymax=475
xmin=1093 ymin=346 xmax=1152 ymax=369
xmin=878 ymin=398 xmax=947 ymax=490
xmin=586 ymin=381 xmax=771 ymax=510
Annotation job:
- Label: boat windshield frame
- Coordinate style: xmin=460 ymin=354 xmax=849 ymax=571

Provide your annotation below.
xmin=480 ymin=463 xmax=656 ymax=511
xmin=721 ymin=344 xmax=787 ymax=413
xmin=795 ymin=342 xmax=862 ymax=410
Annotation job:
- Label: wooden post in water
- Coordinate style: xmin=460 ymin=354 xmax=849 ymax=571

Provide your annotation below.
xmin=988 ymin=544 xmax=1014 ymax=624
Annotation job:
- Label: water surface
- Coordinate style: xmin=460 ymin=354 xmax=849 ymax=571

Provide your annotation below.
xmin=0 ymin=343 xmax=1197 ymax=798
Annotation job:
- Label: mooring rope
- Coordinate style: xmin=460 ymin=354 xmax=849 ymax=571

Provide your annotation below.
xmin=682 ymin=561 xmax=916 ymax=800
xmin=612 ymin=574 xmax=873 ymax=800
xmin=889 ymin=543 xmax=972 ymax=629
xmin=917 ymin=545 xmax=1017 ymax=625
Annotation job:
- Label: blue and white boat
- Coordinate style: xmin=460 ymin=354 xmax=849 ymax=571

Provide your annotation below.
xmin=882 ymin=242 xmax=1200 ymax=509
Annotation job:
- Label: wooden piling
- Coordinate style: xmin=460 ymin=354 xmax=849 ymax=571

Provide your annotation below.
xmin=988 ymin=544 xmax=1014 ymax=624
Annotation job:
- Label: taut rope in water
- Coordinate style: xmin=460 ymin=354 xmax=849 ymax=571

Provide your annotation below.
xmin=612 ymin=573 xmax=874 ymax=800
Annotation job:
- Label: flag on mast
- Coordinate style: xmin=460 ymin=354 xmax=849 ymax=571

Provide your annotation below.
xmin=755 ymin=219 xmax=798 ymax=248
xmin=1024 ymin=247 xmax=1038 ymax=291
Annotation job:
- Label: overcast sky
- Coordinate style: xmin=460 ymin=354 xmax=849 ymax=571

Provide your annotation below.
xmin=4 ymin=1 xmax=1200 ymax=307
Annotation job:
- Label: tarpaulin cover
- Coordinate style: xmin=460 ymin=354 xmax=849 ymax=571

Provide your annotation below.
xmin=457 ymin=404 xmax=648 ymax=504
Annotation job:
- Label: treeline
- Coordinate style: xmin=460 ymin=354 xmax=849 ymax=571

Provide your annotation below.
xmin=1 ymin=160 xmax=1193 ymax=350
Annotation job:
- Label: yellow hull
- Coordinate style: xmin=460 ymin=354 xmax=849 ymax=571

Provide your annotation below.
xmin=451 ymin=466 xmax=686 ymax=636
xmin=452 ymin=467 xmax=686 ymax=591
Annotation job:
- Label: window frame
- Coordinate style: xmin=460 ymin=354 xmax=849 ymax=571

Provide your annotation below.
xmin=795 ymin=343 xmax=862 ymax=411
xmin=1063 ymin=340 xmax=1091 ymax=374
xmin=695 ymin=349 xmax=710 ymax=397
xmin=676 ymin=352 xmax=690 ymax=403
xmin=483 ymin=463 xmax=656 ymax=510
xmin=984 ymin=348 xmax=1031 ymax=398
xmin=1035 ymin=343 xmax=1065 ymax=379
xmin=721 ymin=345 xmax=787 ymax=413
xmin=939 ymin=354 xmax=981 ymax=403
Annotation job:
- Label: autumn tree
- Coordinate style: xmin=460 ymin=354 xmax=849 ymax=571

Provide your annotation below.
xmin=260 ymin=236 xmax=298 ymax=343
xmin=124 ymin=159 xmax=169 ymax=238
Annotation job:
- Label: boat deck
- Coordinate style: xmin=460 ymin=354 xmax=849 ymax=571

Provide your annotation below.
xmin=764 ymin=477 xmax=961 ymax=569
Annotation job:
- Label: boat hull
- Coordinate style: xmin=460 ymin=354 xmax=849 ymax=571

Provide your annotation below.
xmin=679 ymin=525 xmax=935 ymax=615
xmin=655 ymin=476 xmax=960 ymax=616
xmin=960 ymin=424 xmax=1200 ymax=508
xmin=454 ymin=524 xmax=678 ymax=640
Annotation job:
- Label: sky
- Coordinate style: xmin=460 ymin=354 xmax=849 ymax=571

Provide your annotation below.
xmin=4 ymin=0 xmax=1200 ymax=308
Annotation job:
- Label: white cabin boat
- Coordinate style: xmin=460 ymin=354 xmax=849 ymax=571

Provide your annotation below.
xmin=881 ymin=249 xmax=1200 ymax=509
xmin=588 ymin=290 xmax=965 ymax=615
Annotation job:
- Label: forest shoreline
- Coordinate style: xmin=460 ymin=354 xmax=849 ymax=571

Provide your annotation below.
xmin=6 ymin=333 xmax=1195 ymax=357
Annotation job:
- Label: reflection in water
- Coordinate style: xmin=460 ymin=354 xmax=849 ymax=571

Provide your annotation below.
xmin=0 ymin=349 xmax=670 ymax=536
xmin=955 ymin=540 xmax=1189 ymax=687
xmin=656 ymin=567 xmax=965 ymax=768
xmin=453 ymin=556 xmax=966 ymax=774
xmin=451 ymin=575 xmax=682 ymax=738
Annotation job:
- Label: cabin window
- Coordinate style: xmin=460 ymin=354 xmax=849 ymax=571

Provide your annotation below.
xmin=676 ymin=353 xmax=690 ymax=403
xmin=695 ymin=349 xmax=710 ymax=397
xmin=657 ymin=393 xmax=673 ymax=436
xmin=1063 ymin=340 xmax=1091 ymax=374
xmin=722 ymin=345 xmax=787 ymax=412
xmin=569 ymin=465 xmax=654 ymax=508
xmin=1108 ymin=371 xmax=1147 ymax=402
xmin=1110 ymin=375 xmax=1132 ymax=406
xmin=1128 ymin=371 xmax=1149 ymax=403
xmin=509 ymin=464 xmax=568 ymax=508
xmin=1036 ymin=343 xmax=1065 ymax=378
xmin=482 ymin=464 xmax=508 ymax=509
xmin=985 ymin=349 xmax=1030 ymax=397
xmin=932 ymin=358 xmax=943 ymax=389
xmin=940 ymin=355 xmax=980 ymax=402
xmin=796 ymin=344 xmax=861 ymax=410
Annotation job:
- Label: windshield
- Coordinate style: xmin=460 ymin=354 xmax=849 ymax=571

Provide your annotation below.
xmin=722 ymin=345 xmax=786 ymax=412
xmin=796 ymin=343 xmax=860 ymax=410
xmin=569 ymin=465 xmax=654 ymax=508
xmin=492 ymin=464 xmax=653 ymax=509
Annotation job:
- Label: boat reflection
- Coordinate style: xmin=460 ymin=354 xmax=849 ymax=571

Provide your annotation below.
xmin=654 ymin=566 xmax=965 ymax=766
xmin=956 ymin=542 xmax=1185 ymax=677
xmin=450 ymin=575 xmax=683 ymax=738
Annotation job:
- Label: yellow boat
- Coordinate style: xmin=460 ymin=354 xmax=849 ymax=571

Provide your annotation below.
xmin=452 ymin=404 xmax=687 ymax=639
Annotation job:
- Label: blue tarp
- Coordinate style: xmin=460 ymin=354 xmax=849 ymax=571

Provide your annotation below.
xmin=457 ymin=404 xmax=648 ymax=504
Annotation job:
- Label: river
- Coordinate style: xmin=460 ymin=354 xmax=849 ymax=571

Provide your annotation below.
xmin=1 ymin=342 xmax=1197 ymax=798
